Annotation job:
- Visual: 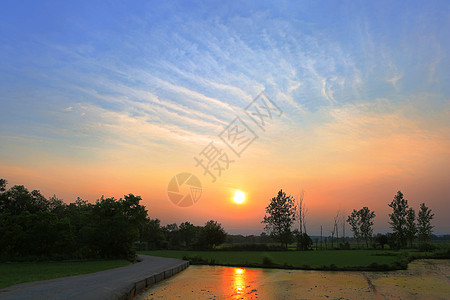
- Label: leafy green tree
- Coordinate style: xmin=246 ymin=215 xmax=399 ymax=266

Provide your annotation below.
xmin=0 ymin=179 xmax=7 ymax=192
xmin=347 ymin=207 xmax=375 ymax=248
xmin=86 ymin=195 xmax=147 ymax=259
xmin=163 ymin=223 xmax=180 ymax=249
xmin=405 ymin=208 xmax=417 ymax=248
xmin=0 ymin=185 xmax=48 ymax=215
xmin=359 ymin=207 xmax=376 ymax=248
xmin=0 ymin=180 xmax=149 ymax=261
xmin=198 ymin=220 xmax=227 ymax=249
xmin=262 ymin=189 xmax=296 ymax=249
xmin=417 ymin=203 xmax=434 ymax=243
xmin=178 ymin=221 xmax=198 ymax=248
xmin=347 ymin=209 xmax=361 ymax=248
xmin=63 ymin=197 xmax=93 ymax=257
xmin=141 ymin=218 xmax=166 ymax=250
xmin=119 ymin=194 xmax=148 ymax=227
xmin=388 ymin=191 xmax=409 ymax=249
xmin=48 ymin=194 xmax=66 ymax=216
xmin=294 ymin=230 xmax=312 ymax=250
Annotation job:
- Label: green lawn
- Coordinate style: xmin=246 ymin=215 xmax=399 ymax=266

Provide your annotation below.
xmin=140 ymin=250 xmax=403 ymax=270
xmin=0 ymin=260 xmax=131 ymax=289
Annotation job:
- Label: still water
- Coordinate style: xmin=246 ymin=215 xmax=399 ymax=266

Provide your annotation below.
xmin=136 ymin=259 xmax=450 ymax=299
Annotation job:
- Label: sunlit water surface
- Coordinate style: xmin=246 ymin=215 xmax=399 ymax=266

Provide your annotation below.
xmin=136 ymin=259 xmax=450 ymax=299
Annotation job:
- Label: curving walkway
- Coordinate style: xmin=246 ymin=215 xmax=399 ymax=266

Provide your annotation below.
xmin=0 ymin=255 xmax=189 ymax=300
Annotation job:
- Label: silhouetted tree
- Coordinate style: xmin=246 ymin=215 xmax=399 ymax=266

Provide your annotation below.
xmin=0 ymin=185 xmax=48 ymax=215
xmin=347 ymin=207 xmax=375 ymax=248
xmin=388 ymin=191 xmax=409 ymax=248
xmin=141 ymin=218 xmax=166 ymax=250
xmin=162 ymin=223 xmax=180 ymax=248
xmin=0 ymin=179 xmax=7 ymax=192
xmin=347 ymin=209 xmax=361 ymax=248
xmin=178 ymin=221 xmax=198 ymax=248
xmin=294 ymin=230 xmax=313 ymax=251
xmin=359 ymin=207 xmax=376 ymax=248
xmin=198 ymin=220 xmax=227 ymax=249
xmin=262 ymin=189 xmax=296 ymax=249
xmin=0 ymin=180 xmax=148 ymax=261
xmin=417 ymin=203 xmax=434 ymax=243
xmin=88 ymin=196 xmax=146 ymax=259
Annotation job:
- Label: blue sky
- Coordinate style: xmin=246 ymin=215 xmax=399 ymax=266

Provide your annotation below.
xmin=1 ymin=1 xmax=449 ymax=234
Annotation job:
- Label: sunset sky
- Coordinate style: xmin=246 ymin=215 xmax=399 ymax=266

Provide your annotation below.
xmin=1 ymin=1 xmax=449 ymax=235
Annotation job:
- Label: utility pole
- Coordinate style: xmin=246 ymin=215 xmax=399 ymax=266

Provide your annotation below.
xmin=320 ymin=225 xmax=323 ymax=250
xmin=342 ymin=214 xmax=346 ymax=244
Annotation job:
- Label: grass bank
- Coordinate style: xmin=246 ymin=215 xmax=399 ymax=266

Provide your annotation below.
xmin=0 ymin=260 xmax=131 ymax=289
xmin=140 ymin=249 xmax=449 ymax=271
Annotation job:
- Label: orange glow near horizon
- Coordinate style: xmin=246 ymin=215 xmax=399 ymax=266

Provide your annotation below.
xmin=1 ymin=100 xmax=449 ymax=236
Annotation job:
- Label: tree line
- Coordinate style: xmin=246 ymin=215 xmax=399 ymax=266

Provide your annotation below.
xmin=0 ymin=178 xmax=437 ymax=262
xmin=262 ymin=189 xmax=435 ymax=250
xmin=139 ymin=219 xmax=226 ymax=251
xmin=0 ymin=179 xmax=226 ymax=261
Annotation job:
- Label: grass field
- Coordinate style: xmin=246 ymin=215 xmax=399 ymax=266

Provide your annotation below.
xmin=140 ymin=248 xmax=449 ymax=271
xmin=0 ymin=260 xmax=131 ymax=289
xmin=140 ymin=250 xmax=397 ymax=269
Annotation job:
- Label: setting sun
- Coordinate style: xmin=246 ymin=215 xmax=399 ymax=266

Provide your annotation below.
xmin=233 ymin=190 xmax=245 ymax=204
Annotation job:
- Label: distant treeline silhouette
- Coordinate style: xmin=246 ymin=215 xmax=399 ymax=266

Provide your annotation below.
xmin=0 ymin=179 xmax=227 ymax=261
xmin=0 ymin=179 xmax=441 ymax=262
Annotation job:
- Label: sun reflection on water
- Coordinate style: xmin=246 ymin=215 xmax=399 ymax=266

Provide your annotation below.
xmin=234 ymin=268 xmax=245 ymax=294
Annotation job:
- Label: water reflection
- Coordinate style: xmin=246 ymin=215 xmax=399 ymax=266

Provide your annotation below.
xmin=221 ymin=267 xmax=258 ymax=299
xmin=135 ymin=261 xmax=450 ymax=300
xmin=233 ymin=268 xmax=245 ymax=295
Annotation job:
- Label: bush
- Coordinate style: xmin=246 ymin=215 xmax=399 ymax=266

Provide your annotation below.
xmin=182 ymin=255 xmax=208 ymax=264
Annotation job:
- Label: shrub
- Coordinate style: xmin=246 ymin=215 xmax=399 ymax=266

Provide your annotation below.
xmin=182 ymin=255 xmax=208 ymax=264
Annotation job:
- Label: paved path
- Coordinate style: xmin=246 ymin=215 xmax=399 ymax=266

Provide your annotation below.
xmin=0 ymin=255 xmax=189 ymax=300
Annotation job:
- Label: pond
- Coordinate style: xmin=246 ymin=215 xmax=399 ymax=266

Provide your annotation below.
xmin=136 ymin=259 xmax=450 ymax=299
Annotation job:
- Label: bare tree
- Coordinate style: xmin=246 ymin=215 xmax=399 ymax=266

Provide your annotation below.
xmin=334 ymin=210 xmax=340 ymax=246
xmin=329 ymin=210 xmax=340 ymax=249
xmin=297 ymin=190 xmax=307 ymax=235
xmin=342 ymin=209 xmax=346 ymax=243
